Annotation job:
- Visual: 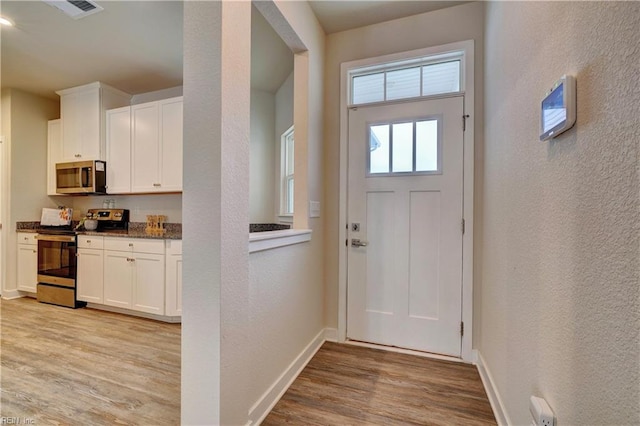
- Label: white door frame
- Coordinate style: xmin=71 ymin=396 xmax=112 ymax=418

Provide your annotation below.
xmin=337 ymin=40 xmax=475 ymax=362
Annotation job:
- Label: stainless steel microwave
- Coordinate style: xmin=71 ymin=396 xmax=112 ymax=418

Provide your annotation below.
xmin=56 ymin=160 xmax=107 ymax=194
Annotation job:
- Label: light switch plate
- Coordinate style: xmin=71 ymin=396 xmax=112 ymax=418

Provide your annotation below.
xmin=310 ymin=201 xmax=320 ymax=218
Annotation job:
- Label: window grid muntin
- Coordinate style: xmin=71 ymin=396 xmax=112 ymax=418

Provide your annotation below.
xmin=281 ymin=126 xmax=295 ymax=215
xmin=366 ymin=116 xmax=442 ymax=177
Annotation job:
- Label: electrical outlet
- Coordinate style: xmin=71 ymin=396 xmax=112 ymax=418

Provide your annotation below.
xmin=530 ymin=396 xmax=555 ymax=426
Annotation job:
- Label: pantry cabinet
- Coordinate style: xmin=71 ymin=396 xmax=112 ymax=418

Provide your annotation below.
xmin=131 ymin=97 xmax=183 ymax=193
xmin=56 ymin=82 xmax=131 ymax=162
xmin=17 ymin=233 xmax=38 ymax=293
xmin=103 ymin=237 xmax=165 ymax=315
xmin=77 ymin=236 xmax=104 ymax=304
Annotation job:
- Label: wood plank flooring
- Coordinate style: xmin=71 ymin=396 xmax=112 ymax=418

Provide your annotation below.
xmin=0 ymin=297 xmax=181 ymax=425
xmin=263 ymin=342 xmax=496 ymax=426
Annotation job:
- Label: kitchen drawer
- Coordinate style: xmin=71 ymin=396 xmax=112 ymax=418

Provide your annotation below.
xmin=78 ymin=235 xmax=104 ymax=249
xmin=17 ymin=232 xmax=38 ymax=245
xmin=104 ymin=237 xmax=165 ymax=254
xmin=165 ymin=240 xmax=182 ymax=255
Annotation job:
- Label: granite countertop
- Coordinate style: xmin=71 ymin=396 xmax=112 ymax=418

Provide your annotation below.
xmin=16 ymin=222 xmax=182 ymax=240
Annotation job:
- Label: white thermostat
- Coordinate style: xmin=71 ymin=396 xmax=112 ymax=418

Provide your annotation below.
xmin=540 ymin=75 xmax=576 ymax=141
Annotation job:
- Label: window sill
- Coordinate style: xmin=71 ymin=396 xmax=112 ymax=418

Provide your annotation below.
xmin=249 ymin=229 xmax=311 ymax=253
xmin=278 ymin=215 xmax=293 ymax=224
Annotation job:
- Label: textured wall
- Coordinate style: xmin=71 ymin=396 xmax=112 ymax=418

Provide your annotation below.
xmin=250 ymin=89 xmax=276 ymax=223
xmin=247 ymin=0 xmax=326 ymax=419
xmin=183 ymin=1 xmax=325 ymax=424
xmin=482 ymin=2 xmax=640 ymax=424
xmin=322 ymin=1 xmax=485 ymax=330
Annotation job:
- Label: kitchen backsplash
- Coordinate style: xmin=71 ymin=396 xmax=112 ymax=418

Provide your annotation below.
xmin=70 ymin=194 xmax=182 ymax=223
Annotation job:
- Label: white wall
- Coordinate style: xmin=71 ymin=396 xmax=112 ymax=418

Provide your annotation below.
xmin=322 ymin=1 xmax=485 ymax=329
xmin=481 ymin=2 xmax=640 ymax=424
xmin=1 ymin=89 xmax=59 ymax=294
xmin=250 ymin=89 xmax=276 ymax=223
xmin=247 ymin=1 xmax=325 ymax=422
xmin=183 ymin=1 xmax=251 ymax=424
xmin=183 ymin=0 xmax=325 ymax=424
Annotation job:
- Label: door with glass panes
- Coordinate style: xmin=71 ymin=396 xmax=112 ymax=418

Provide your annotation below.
xmin=347 ymin=96 xmax=464 ymax=356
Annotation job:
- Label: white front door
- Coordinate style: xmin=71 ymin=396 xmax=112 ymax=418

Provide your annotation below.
xmin=347 ymin=96 xmax=464 ymax=357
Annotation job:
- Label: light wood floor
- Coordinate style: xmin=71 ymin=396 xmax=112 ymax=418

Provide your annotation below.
xmin=264 ymin=342 xmax=496 ymax=426
xmin=0 ymin=297 xmax=181 ymax=425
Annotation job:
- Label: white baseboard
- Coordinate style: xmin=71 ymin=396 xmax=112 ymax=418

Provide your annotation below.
xmin=474 ymin=349 xmax=511 ymax=426
xmin=85 ymin=303 xmax=182 ymax=323
xmin=248 ymin=328 xmax=329 ymax=425
xmin=1 ymin=290 xmax=24 ymax=300
xmin=324 ymin=327 xmax=338 ymax=342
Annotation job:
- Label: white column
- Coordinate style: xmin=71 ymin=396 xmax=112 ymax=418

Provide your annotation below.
xmin=182 ymin=1 xmax=251 ymax=425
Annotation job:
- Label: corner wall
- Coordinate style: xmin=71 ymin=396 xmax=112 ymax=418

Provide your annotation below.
xmin=1 ymin=89 xmax=59 ymax=294
xmin=182 ymin=1 xmax=325 ymax=424
xmin=481 ymin=2 xmax=640 ymax=424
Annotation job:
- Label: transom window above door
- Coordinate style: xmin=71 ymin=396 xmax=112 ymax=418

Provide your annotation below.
xmin=351 ymin=59 xmax=461 ymax=106
xmin=368 ymin=117 xmax=441 ymax=176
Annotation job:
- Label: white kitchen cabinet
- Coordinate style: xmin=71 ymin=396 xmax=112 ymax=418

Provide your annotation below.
xmin=77 ymin=236 xmax=104 ymax=303
xmin=104 ymin=250 xmax=132 ymax=309
xmin=103 ymin=237 xmax=165 ymax=315
xmin=17 ymin=233 xmax=38 ymax=293
xmin=105 ymin=106 xmax=132 ymax=193
xmin=165 ymin=240 xmax=182 ymax=316
xmin=47 ymin=119 xmax=62 ymax=195
xmin=131 ymin=97 xmax=183 ymax=193
xmin=56 ymin=82 xmax=131 ymax=162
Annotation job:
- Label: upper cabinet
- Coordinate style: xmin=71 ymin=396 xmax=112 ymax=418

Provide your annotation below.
xmin=131 ymin=97 xmax=183 ymax=193
xmin=106 ymin=96 xmax=183 ymax=194
xmin=56 ymin=82 xmax=131 ymax=162
xmin=105 ymin=106 xmax=133 ymax=194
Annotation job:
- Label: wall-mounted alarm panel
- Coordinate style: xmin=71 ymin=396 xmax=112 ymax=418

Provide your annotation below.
xmin=540 ymin=75 xmax=576 ymax=141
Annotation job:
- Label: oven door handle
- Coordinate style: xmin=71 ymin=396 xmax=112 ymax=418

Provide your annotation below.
xmin=36 ymin=234 xmax=76 ymax=243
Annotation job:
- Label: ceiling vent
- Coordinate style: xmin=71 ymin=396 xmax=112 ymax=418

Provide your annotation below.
xmin=42 ymin=0 xmax=103 ymax=20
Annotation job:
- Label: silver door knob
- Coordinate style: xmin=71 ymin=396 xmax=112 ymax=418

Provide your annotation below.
xmin=351 ymin=238 xmax=368 ymax=248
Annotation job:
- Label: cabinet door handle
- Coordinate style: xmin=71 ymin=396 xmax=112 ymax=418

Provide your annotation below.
xmin=153 ymin=183 xmax=161 ymax=187
xmin=128 ymin=243 xmax=134 ymax=247
xmin=32 ymin=250 xmax=36 ymax=253
xmin=75 ymin=154 xmax=81 ymax=158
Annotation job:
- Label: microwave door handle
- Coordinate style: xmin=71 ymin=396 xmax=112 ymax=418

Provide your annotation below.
xmin=81 ymin=167 xmax=89 ymax=188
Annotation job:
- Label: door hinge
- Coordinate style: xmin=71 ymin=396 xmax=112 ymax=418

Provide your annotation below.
xmin=345 ymin=239 xmax=348 ymax=247
xmin=462 ymin=218 xmax=465 ymax=234
xmin=462 ymin=114 xmax=470 ymax=131
xmin=460 ymin=321 xmax=464 ymax=336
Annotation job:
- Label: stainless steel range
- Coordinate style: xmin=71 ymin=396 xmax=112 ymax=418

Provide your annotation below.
xmin=36 ymin=229 xmax=83 ymax=308
xmin=35 ymin=207 xmax=83 ymax=308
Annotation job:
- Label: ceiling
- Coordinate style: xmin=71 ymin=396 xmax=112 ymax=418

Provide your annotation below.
xmin=308 ymin=1 xmax=470 ymax=34
xmin=1 ymin=0 xmax=467 ymax=100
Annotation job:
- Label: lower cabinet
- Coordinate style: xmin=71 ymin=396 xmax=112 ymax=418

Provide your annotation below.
xmin=17 ymin=233 xmax=38 ymax=293
xmin=74 ymin=236 xmax=177 ymax=318
xmin=165 ymin=240 xmax=182 ymax=316
xmin=103 ymin=237 xmax=166 ymax=315
xmin=77 ymin=236 xmax=104 ymax=303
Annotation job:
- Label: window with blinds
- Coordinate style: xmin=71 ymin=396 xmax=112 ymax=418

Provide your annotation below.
xmin=351 ymin=60 xmax=461 ymax=105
